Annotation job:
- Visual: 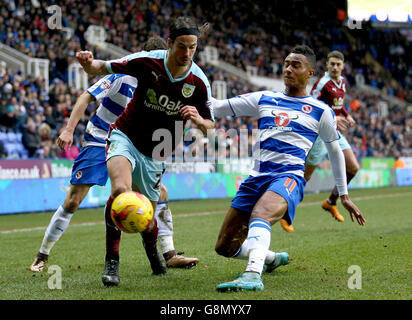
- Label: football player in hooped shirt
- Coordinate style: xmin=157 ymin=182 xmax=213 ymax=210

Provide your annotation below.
xmin=76 ymin=17 xmax=214 ymax=286
xmin=304 ymin=50 xmax=360 ymax=224
xmin=210 ymin=45 xmax=365 ymax=292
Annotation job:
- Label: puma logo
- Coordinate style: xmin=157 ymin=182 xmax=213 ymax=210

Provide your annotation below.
xmin=152 ymin=71 xmax=160 ymax=81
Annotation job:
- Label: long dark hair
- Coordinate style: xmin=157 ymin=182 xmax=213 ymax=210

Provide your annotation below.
xmin=169 ymin=16 xmax=209 ymax=41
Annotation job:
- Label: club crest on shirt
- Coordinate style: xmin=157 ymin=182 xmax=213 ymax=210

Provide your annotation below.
xmin=75 ymin=170 xmax=82 ymax=179
xmin=100 ymin=80 xmax=111 ymax=90
xmin=301 ymin=104 xmax=313 ymax=113
xmin=182 ymin=83 xmax=195 ymax=98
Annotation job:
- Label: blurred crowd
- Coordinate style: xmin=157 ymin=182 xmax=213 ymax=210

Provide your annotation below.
xmin=0 ymin=0 xmax=411 ymax=162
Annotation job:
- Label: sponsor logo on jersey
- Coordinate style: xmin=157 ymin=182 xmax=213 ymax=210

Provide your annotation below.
xmin=182 ymin=83 xmax=196 ymax=98
xmin=274 ymin=112 xmax=292 ymax=127
xmin=332 ymin=97 xmax=344 ymax=109
xmin=75 ymin=170 xmax=82 ymax=179
xmin=144 ymin=89 xmax=184 ymax=115
xmin=301 ymin=104 xmax=313 ymax=113
xmin=269 ymin=111 xmax=298 ymax=132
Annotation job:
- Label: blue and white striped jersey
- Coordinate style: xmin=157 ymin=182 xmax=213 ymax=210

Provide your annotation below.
xmin=212 ymin=90 xmax=338 ymax=178
xmin=85 ymin=74 xmax=137 ymax=147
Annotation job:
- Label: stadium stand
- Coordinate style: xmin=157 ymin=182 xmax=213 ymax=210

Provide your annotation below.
xmin=0 ymin=0 xmax=411 ymax=161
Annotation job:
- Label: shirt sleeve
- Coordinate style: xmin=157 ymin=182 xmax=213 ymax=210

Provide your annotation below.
xmin=106 ymin=52 xmax=144 ymax=77
xmin=318 ymin=107 xmax=339 ymax=143
xmin=210 ymin=92 xmax=261 ymax=118
xmin=324 ymin=139 xmax=348 ymax=196
xmin=86 ymin=75 xmax=123 ymax=101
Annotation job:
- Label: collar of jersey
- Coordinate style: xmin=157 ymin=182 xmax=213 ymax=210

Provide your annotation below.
xmin=281 ymin=91 xmax=311 ymax=99
xmin=325 ymin=71 xmax=343 ymax=88
xmin=164 ymin=50 xmax=193 ymax=83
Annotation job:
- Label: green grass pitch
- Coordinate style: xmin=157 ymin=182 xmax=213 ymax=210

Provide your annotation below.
xmin=0 ymin=186 xmax=411 ymax=300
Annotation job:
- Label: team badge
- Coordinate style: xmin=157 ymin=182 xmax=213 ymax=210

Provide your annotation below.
xmin=182 ymin=83 xmax=196 ymax=98
xmin=301 ymin=104 xmax=313 ymax=114
xmin=75 ymin=171 xmax=82 ymax=179
xmin=100 ymin=80 xmax=111 ymax=90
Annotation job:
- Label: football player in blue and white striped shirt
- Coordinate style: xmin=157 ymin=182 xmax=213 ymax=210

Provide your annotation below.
xmin=30 ymin=37 xmax=198 ymax=273
xmin=211 ymin=45 xmax=366 ymax=292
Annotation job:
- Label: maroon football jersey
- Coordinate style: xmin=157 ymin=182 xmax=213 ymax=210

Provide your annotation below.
xmin=106 ymin=49 xmax=213 ymax=160
xmin=311 ymin=72 xmax=349 ymax=117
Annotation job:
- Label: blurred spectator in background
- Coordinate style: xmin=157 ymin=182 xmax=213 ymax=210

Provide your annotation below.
xmin=22 ymin=121 xmax=40 ymax=157
xmin=0 ymin=105 xmax=18 ymax=130
xmin=393 ymin=155 xmax=406 ymax=169
xmin=0 ymin=132 xmax=7 ymax=158
xmin=35 ymin=123 xmax=61 ymax=159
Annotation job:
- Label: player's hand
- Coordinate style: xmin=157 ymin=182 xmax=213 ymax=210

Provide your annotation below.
xmin=340 ymin=194 xmax=366 ymax=226
xmin=76 ymin=51 xmax=94 ymax=68
xmin=180 ymin=105 xmax=203 ymax=124
xmin=336 ymin=115 xmax=349 ymax=133
xmin=346 ymin=115 xmax=356 ymax=127
xmin=56 ymin=128 xmax=74 ymax=151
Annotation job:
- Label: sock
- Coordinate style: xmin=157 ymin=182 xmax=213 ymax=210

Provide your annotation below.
xmin=159 ymin=235 xmax=176 ymax=260
xmin=245 ymin=218 xmax=271 ymax=275
xmin=232 ymin=239 xmax=276 ymax=265
xmin=329 ymin=172 xmax=356 ymax=205
xmin=105 ymin=196 xmax=122 ymax=261
xmin=141 ymin=217 xmax=159 ymax=247
xmin=156 ymin=201 xmax=174 ymax=236
xmin=155 ymin=201 xmax=176 ymax=259
xmin=39 ymin=205 xmax=74 ymax=255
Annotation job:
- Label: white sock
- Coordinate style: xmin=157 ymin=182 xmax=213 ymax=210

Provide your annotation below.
xmin=155 ymin=202 xmax=175 ymax=254
xmin=232 ymin=240 xmax=249 ymax=260
xmin=245 ymin=218 xmax=271 ymax=275
xmin=232 ymin=240 xmax=276 ymax=265
xmin=39 ymin=206 xmax=74 ymax=255
xmin=158 ymin=234 xmax=175 ymax=254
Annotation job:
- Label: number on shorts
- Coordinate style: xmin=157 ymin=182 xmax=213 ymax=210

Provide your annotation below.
xmin=154 ymin=173 xmax=162 ymax=190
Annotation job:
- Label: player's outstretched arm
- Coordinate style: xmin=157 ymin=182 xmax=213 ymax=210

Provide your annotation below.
xmin=57 ymin=92 xmax=94 ymax=151
xmin=76 ymin=51 xmax=109 ymax=76
xmin=324 ymin=139 xmax=366 ymax=226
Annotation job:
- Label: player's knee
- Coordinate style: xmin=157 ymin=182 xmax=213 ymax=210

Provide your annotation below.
xmin=215 ymin=240 xmax=236 ymax=258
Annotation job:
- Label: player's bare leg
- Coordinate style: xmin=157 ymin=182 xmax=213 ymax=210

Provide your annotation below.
xmin=102 ymin=155 xmax=133 ymax=286
xmin=323 ymin=148 xmax=359 ymax=222
xmin=215 ymin=207 xmax=250 ymax=258
xmin=30 ymin=184 xmax=91 ymax=272
xmin=133 ymin=184 xmax=167 ymax=276
xmin=216 ymin=191 xmax=289 ymax=292
xmin=156 ymin=184 xmax=199 ymax=268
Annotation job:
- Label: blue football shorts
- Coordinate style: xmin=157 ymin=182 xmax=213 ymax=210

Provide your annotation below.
xmin=106 ymin=128 xmax=165 ymax=201
xmin=305 ymin=132 xmax=351 ymax=166
xmin=70 ymin=145 xmax=108 ymax=186
xmin=231 ymin=173 xmax=306 ymax=224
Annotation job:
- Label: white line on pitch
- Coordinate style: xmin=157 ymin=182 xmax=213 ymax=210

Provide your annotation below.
xmin=0 ymin=192 xmax=410 ymax=234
